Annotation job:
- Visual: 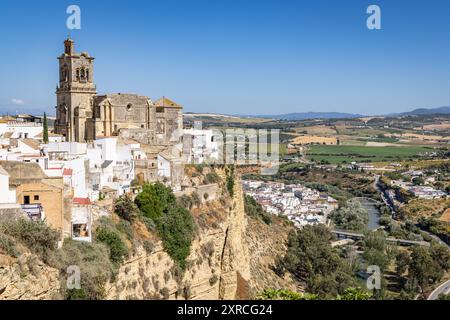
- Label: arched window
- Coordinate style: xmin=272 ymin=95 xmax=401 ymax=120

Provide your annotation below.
xmin=76 ymin=69 xmax=80 ymax=81
xmin=86 ymin=69 xmax=90 ymax=81
xmin=61 ymin=65 xmax=69 ymax=81
xmin=80 ymin=68 xmax=85 ymax=80
xmin=60 ymin=104 xmax=67 ymax=122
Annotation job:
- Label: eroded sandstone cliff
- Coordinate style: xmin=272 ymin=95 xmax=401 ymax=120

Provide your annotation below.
xmin=0 ymin=171 xmax=296 ymax=300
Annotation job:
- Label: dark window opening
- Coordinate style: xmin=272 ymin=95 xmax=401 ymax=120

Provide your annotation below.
xmin=24 ymin=196 xmax=30 ymax=204
xmin=34 ymin=195 xmax=39 ymax=201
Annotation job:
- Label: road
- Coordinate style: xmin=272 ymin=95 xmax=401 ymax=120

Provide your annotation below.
xmin=373 ymin=174 xmax=450 ymax=249
xmin=332 ymin=230 xmax=430 ymax=247
xmin=427 ymin=279 xmax=450 ymax=300
xmin=421 ymin=229 xmax=450 ymax=249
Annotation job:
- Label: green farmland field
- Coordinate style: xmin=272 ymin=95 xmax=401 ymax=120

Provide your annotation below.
xmin=306 ymin=145 xmax=432 ymax=164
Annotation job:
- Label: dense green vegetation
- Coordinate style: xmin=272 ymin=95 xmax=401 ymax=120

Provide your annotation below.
xmin=0 ymin=181 xmax=199 ymax=299
xmin=258 ymin=289 xmax=318 ymax=300
xmin=307 ymin=145 xmax=431 ymax=164
xmin=418 ymin=217 xmax=450 ymax=245
xmin=43 ymin=112 xmax=49 ymax=144
xmin=258 ymin=287 xmax=371 ymax=300
xmin=114 ymin=194 xmax=139 ymax=222
xmin=225 ymin=165 xmax=235 ymax=197
xmin=135 ymin=182 xmax=177 ymax=222
xmin=276 ymin=225 xmax=358 ymax=298
xmin=395 ymin=244 xmax=450 ymax=294
xmin=0 ymin=218 xmax=117 ymax=300
xmin=331 ymin=199 xmax=369 ymax=231
xmin=135 ymin=182 xmax=195 ymax=270
xmin=157 ymin=205 xmax=195 ymax=270
xmin=95 ymin=222 xmax=129 ymax=265
xmin=61 ymin=239 xmax=115 ymax=300
xmin=0 ymin=218 xmax=59 ymax=264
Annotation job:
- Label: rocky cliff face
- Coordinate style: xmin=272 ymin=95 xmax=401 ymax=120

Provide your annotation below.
xmin=105 ymin=171 xmax=251 ymax=300
xmin=0 ymin=253 xmax=60 ymax=300
xmin=0 ymin=171 xmax=296 ymax=300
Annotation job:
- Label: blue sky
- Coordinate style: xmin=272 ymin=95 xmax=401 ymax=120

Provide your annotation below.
xmin=0 ymin=0 xmax=450 ymax=115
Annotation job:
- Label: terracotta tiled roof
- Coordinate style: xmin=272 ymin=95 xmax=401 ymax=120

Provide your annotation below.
xmin=73 ymin=197 xmax=91 ymax=205
xmin=63 ymin=168 xmax=73 ymax=176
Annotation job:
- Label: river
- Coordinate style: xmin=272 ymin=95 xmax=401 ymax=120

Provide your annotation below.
xmin=357 ymin=198 xmax=381 ymax=230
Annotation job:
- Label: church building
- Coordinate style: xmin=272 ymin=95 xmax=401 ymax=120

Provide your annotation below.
xmin=54 ymin=38 xmax=182 ymax=146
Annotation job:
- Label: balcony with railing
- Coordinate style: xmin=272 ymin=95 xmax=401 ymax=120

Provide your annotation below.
xmin=21 ymin=204 xmax=44 ymax=221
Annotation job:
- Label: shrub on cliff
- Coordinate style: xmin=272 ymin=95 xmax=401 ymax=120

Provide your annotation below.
xmin=114 ymin=194 xmax=139 ymax=222
xmin=95 ymin=224 xmax=129 ymax=265
xmin=244 ymin=195 xmax=272 ymax=225
xmin=135 ymin=182 xmax=196 ymax=270
xmin=58 ymin=239 xmax=114 ymax=300
xmin=135 ymin=182 xmax=176 ymax=221
xmin=204 ymin=172 xmax=220 ymax=184
xmin=0 ymin=233 xmax=20 ymax=257
xmin=157 ymin=205 xmax=195 ymax=270
xmin=258 ymin=289 xmax=318 ymax=300
xmin=0 ymin=218 xmax=59 ymax=263
xmin=225 ymin=166 xmax=235 ymax=197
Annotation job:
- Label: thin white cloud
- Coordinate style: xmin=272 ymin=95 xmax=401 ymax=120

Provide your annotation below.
xmin=11 ymin=98 xmax=25 ymax=106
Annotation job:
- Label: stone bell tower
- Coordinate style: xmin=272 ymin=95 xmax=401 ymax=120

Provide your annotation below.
xmin=55 ymin=38 xmax=97 ymax=142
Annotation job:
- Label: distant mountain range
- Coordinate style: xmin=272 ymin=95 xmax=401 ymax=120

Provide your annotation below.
xmin=251 ymin=106 xmax=450 ymax=120
xmin=253 ymin=112 xmax=364 ymax=120
xmin=3 ymin=106 xmax=450 ymax=121
xmin=390 ymin=106 xmax=450 ymax=117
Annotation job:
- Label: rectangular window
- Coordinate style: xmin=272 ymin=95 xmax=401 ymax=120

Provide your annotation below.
xmin=24 ymin=196 xmax=30 ymax=204
xmin=34 ymin=195 xmax=40 ymax=201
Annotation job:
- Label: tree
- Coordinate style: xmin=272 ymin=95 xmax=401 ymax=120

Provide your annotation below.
xmin=157 ymin=205 xmax=195 ymax=270
xmin=258 ymin=289 xmax=318 ymax=300
xmin=331 ymin=199 xmax=368 ymax=232
xmin=364 ymin=248 xmax=390 ymax=272
xmin=337 ymin=287 xmax=372 ymax=300
xmin=395 ymin=251 xmax=410 ymax=276
xmin=114 ymin=194 xmax=139 ymax=222
xmin=134 ymin=182 xmax=195 ymax=270
xmin=225 ymin=165 xmax=235 ymax=197
xmin=134 ymin=182 xmax=176 ymax=222
xmin=408 ymin=246 xmax=439 ymax=292
xmin=43 ymin=112 xmax=49 ymax=144
xmin=429 ymin=243 xmax=450 ymax=273
xmin=412 ymin=177 xmax=425 ymax=186
xmin=438 ymin=293 xmax=450 ymax=300
xmin=280 ymin=225 xmax=355 ymax=298
xmin=95 ymin=226 xmax=128 ymax=265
